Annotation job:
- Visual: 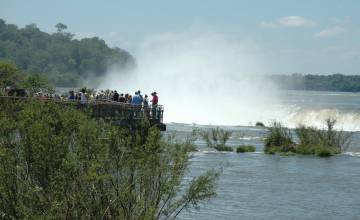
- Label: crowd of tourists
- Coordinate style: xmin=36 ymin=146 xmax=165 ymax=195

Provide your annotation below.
xmin=67 ymin=88 xmax=161 ymax=119
xmin=2 ymin=87 xmax=161 ymax=119
xmin=67 ymin=89 xmax=159 ymax=107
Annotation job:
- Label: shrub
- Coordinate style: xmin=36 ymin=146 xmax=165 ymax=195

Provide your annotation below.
xmin=0 ymin=100 xmax=219 ymax=219
xmin=263 ymin=119 xmax=350 ymax=157
xmin=255 ymin=122 xmax=265 ymax=127
xmin=214 ymin=145 xmax=233 ymax=152
xmin=236 ymin=145 xmax=256 ymax=153
xmin=322 ymin=119 xmax=351 ymax=151
xmin=265 ymin=147 xmax=277 ymax=154
xmin=200 ymin=127 xmax=233 ymax=151
xmin=183 ymin=126 xmax=199 ymax=152
xmin=315 ymin=147 xmax=333 ymax=157
xmin=295 ymin=144 xmax=316 ymax=155
xmin=295 ymin=119 xmax=351 ymax=156
xmin=263 ymin=122 xmax=294 ymax=153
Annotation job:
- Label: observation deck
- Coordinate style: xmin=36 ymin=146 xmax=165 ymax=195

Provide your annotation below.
xmin=0 ymin=96 xmax=166 ymax=131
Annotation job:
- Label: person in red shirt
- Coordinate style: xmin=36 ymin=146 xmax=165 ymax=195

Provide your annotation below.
xmin=151 ymin=92 xmax=158 ymax=105
xmin=151 ymin=92 xmax=158 ymax=119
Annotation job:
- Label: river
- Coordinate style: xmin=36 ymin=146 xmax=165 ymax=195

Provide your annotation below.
xmin=173 ymin=90 xmax=360 ymax=220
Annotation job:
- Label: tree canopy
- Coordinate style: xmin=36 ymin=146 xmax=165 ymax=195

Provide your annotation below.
xmin=0 ymin=19 xmax=135 ymax=87
xmin=0 ymin=61 xmax=53 ymax=96
xmin=0 ymin=60 xmax=23 ymax=89
xmin=0 ymin=100 xmax=218 ymax=219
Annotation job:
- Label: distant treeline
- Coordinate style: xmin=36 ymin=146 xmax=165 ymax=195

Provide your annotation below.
xmin=0 ymin=19 xmax=135 ymax=87
xmin=269 ymin=74 xmax=360 ymax=92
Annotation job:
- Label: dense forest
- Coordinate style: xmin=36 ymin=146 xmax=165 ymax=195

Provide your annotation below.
xmin=269 ymin=74 xmax=360 ymax=92
xmin=0 ymin=19 xmax=135 ymax=87
xmin=1 ymin=19 xmax=360 ymax=92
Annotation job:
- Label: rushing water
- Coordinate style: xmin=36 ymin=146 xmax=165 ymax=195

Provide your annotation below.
xmin=170 ymin=91 xmax=360 ymax=220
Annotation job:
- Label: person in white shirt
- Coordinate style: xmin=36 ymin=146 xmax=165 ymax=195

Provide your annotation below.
xmin=80 ymin=88 xmax=88 ymax=105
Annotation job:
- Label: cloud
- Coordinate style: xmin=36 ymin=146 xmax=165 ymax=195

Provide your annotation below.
xmin=260 ymin=16 xmax=316 ymax=28
xmin=314 ymin=26 xmax=346 ymax=38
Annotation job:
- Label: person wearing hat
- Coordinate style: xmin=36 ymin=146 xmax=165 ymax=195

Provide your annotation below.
xmin=151 ymin=92 xmax=158 ymax=119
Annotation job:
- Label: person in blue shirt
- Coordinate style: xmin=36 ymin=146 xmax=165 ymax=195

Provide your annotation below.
xmin=131 ymin=91 xmax=142 ymax=105
xmin=68 ymin=91 xmax=75 ymax=100
xmin=131 ymin=91 xmax=142 ymax=117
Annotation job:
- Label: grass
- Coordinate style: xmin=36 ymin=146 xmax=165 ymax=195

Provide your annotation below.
xmin=236 ymin=145 xmax=256 ymax=153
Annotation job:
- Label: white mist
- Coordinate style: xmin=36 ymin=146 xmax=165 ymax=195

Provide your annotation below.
xmin=100 ymin=31 xmax=284 ymax=126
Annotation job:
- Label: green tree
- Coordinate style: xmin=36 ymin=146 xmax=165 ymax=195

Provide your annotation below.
xmin=55 ymin=22 xmax=67 ymax=32
xmin=0 ymin=60 xmax=23 ymax=89
xmin=21 ymin=73 xmax=54 ymax=95
xmin=0 ymin=19 xmax=136 ymax=87
xmin=0 ymin=100 xmax=218 ymax=219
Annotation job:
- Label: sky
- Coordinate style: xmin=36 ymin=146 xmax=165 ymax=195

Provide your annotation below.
xmin=1 ymin=0 xmax=360 ymax=74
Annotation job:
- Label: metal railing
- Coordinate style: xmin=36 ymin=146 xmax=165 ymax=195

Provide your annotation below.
xmin=0 ymin=96 xmax=164 ymax=123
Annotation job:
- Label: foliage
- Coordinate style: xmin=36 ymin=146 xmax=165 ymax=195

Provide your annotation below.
xmin=315 ymin=147 xmax=333 ymax=157
xmin=294 ymin=119 xmax=349 ymax=156
xmin=236 ymin=145 xmax=256 ymax=153
xmin=214 ymin=145 xmax=233 ymax=152
xmin=255 ymin=122 xmax=265 ymax=127
xmin=21 ymin=73 xmax=54 ymax=95
xmin=263 ymin=122 xmax=294 ymax=153
xmin=183 ymin=126 xmax=200 ymax=152
xmin=0 ymin=19 xmax=135 ymax=87
xmin=0 ymin=60 xmax=23 ymax=88
xmin=263 ymin=119 xmax=351 ymax=157
xmin=269 ymin=73 xmax=360 ymax=92
xmin=0 ymin=99 xmax=218 ymax=219
xmin=200 ymin=127 xmax=233 ymax=151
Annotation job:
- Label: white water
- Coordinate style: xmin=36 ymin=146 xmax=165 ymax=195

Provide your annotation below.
xmin=281 ymin=108 xmax=360 ymax=131
xmin=100 ymin=31 xmax=281 ymax=124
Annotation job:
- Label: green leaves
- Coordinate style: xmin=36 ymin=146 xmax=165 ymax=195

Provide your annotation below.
xmin=0 ymin=60 xmax=23 ymax=88
xmin=21 ymin=73 xmax=54 ymax=95
xmin=0 ymin=100 xmax=218 ymax=219
xmin=200 ymin=127 xmax=233 ymax=151
xmin=0 ymin=19 xmax=136 ymax=87
xmin=264 ymin=119 xmax=351 ymax=156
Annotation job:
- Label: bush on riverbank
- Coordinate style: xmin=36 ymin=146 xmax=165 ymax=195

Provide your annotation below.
xmin=200 ymin=127 xmax=233 ymax=152
xmin=215 ymin=145 xmax=233 ymax=152
xmin=255 ymin=122 xmax=265 ymax=127
xmin=263 ymin=122 xmax=295 ymax=154
xmin=236 ymin=145 xmax=256 ymax=153
xmin=263 ymin=119 xmax=351 ymax=157
xmin=183 ymin=126 xmax=200 ymax=152
xmin=0 ymin=100 xmax=218 ymax=219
